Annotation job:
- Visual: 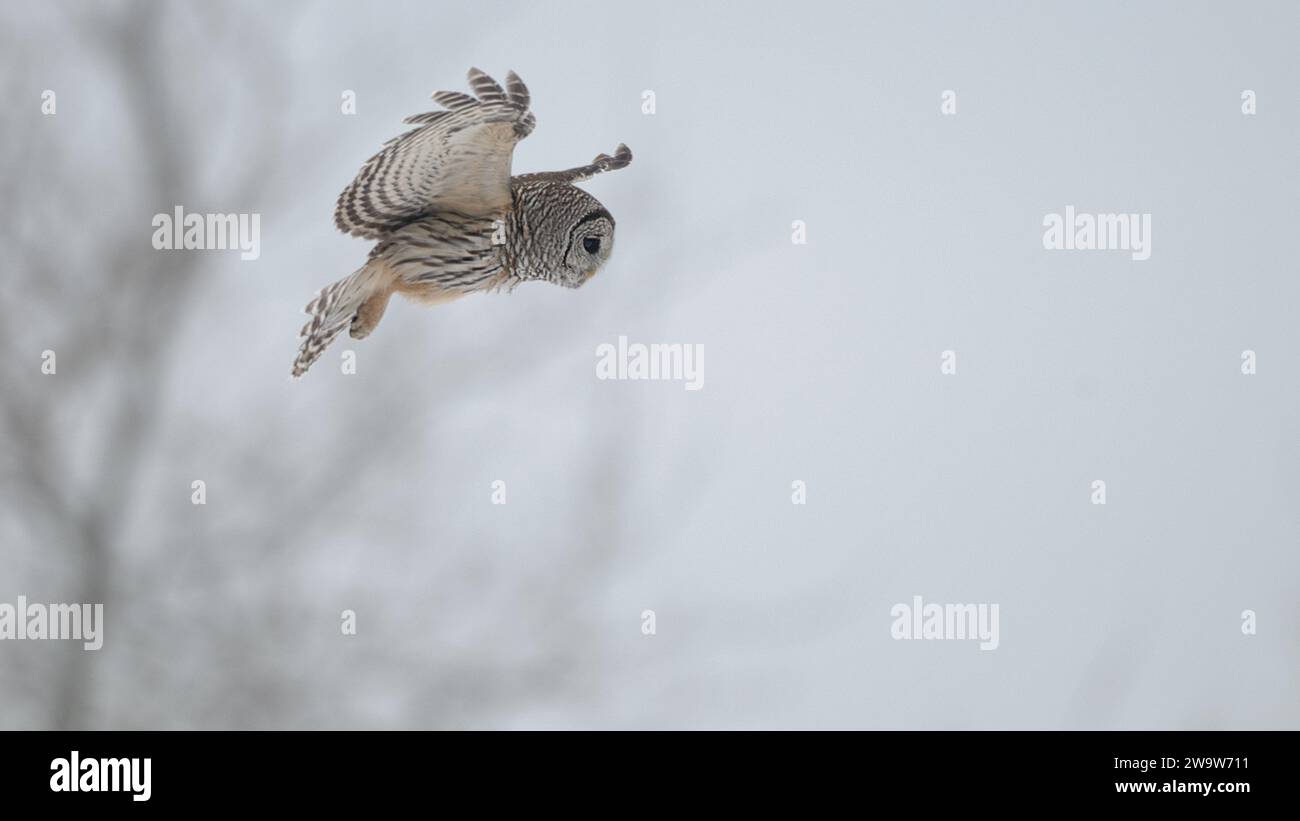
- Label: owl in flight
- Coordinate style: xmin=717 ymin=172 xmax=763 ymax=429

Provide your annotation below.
xmin=291 ymin=68 xmax=632 ymax=377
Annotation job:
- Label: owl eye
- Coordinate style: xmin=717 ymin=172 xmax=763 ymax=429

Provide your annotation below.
xmin=582 ymin=237 xmax=601 ymax=254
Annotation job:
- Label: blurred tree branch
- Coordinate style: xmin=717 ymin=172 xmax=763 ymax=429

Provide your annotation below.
xmin=0 ymin=0 xmax=683 ymax=730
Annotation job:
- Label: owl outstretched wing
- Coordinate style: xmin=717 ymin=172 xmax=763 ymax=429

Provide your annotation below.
xmin=334 ymin=68 xmax=535 ymax=239
xmin=513 ymin=144 xmax=633 ymax=185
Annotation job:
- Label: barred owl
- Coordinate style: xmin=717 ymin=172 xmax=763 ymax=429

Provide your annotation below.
xmin=291 ymin=68 xmax=632 ymax=377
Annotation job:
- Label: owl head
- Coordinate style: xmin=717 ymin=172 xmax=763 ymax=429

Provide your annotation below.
xmin=546 ymin=184 xmax=611 ymax=287
xmin=564 ymin=201 xmax=616 ymax=288
xmin=517 ymin=181 xmax=616 ymax=289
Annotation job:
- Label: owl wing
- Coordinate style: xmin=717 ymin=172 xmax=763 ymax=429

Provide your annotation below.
xmin=334 ymin=68 xmax=536 ymax=239
xmin=513 ymin=144 xmax=633 ymax=185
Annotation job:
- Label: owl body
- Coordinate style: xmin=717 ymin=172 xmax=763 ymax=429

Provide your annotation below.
xmin=291 ymin=69 xmax=631 ymax=377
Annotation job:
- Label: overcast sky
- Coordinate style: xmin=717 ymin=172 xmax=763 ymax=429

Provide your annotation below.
xmin=2 ymin=0 xmax=1297 ymax=729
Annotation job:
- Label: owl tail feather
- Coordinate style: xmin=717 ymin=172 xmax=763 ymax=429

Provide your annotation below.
xmin=291 ymin=262 xmax=390 ymax=378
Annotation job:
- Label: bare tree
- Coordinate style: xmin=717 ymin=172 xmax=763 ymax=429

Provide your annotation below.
xmin=0 ymin=1 xmax=671 ymax=730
